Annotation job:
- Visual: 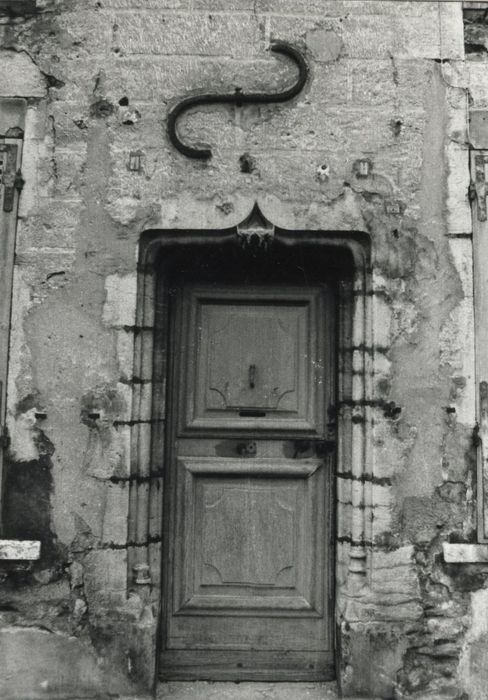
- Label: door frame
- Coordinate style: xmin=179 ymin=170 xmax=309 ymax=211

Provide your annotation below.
xmin=128 ymin=204 xmax=373 ymax=683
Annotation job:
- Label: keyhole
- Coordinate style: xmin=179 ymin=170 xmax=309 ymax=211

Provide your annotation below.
xmin=249 ymin=364 xmax=256 ymax=389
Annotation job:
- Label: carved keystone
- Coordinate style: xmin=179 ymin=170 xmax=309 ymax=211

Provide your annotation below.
xmin=236 ymin=202 xmax=275 ymax=251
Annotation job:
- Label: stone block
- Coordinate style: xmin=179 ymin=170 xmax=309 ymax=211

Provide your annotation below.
xmin=439 ymin=1 xmax=465 ymax=61
xmin=0 ymin=539 xmax=40 ymax=560
xmin=195 ymin=0 xmax=257 ymax=9
xmin=14 ymin=249 xmax=77 ymax=289
xmin=116 ymin=328 xmax=136 ymax=380
xmin=446 ymin=142 xmax=471 ymax=234
xmin=371 ymin=483 xmax=393 ymax=509
xmin=258 ymin=0 xmax=347 ymax=13
xmin=259 ymin=0 xmax=433 ymax=16
xmin=127 ymin=54 xmax=292 ymax=104
xmin=371 ymin=505 xmax=393 ymax=538
xmin=48 ymin=102 xmax=90 ymax=147
xmin=340 ymin=622 xmax=408 ymax=698
xmin=113 ymin=12 xmax=264 ymax=58
xmin=350 ymin=59 xmax=396 ymax=106
xmin=372 ymin=546 xmax=420 ymax=598
xmin=0 ymin=51 xmax=45 ymax=98
xmin=102 ymin=0 xmax=189 ymax=6
xmin=101 ymin=481 xmax=130 ymax=545
xmin=16 ymin=217 xmax=75 ymax=254
xmin=56 ymin=12 xmax=112 ymax=57
xmin=372 ymin=422 xmax=415 ymax=481
xmin=114 ymin=423 xmax=132 ymax=479
xmin=83 ymin=548 xmax=128 ymax=608
xmin=16 ymin=199 xmax=82 ymax=250
xmin=449 ymin=236 xmax=474 ymax=298
xmin=439 ymin=298 xmax=475 ymax=426
xmin=48 ymin=149 xmax=86 ymax=199
xmin=403 ymin=497 xmax=451 ymax=545
xmin=470 ymin=108 xmax=488 ymax=148
xmin=443 ymin=543 xmax=488 ymax=563
xmin=0 ymin=97 xmax=27 ymax=139
xmin=372 ymin=295 xmax=392 ymax=348
xmin=103 ymin=272 xmax=138 ymax=328
xmin=268 ymin=15 xmax=340 ymax=55
xmin=469 ymin=63 xmax=488 ymax=108
xmin=459 ymin=589 xmax=488 ymax=699
xmin=0 ymin=627 xmax=103 ymax=700
xmin=83 ymin=417 xmax=132 ymax=481
xmin=340 ymin=14 xmax=426 ymax=59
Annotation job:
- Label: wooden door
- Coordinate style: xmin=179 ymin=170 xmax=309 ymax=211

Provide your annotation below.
xmin=160 ymin=283 xmax=335 ymax=681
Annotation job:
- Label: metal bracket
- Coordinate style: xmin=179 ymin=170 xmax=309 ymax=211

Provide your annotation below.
xmin=167 ymin=41 xmax=309 ymax=159
xmin=473 ymin=154 xmax=488 ymax=222
xmin=0 ymin=143 xmax=21 ymax=213
xmin=0 ymin=425 xmax=9 ymax=450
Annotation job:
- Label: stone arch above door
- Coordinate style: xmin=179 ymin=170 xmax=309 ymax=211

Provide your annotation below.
xmin=126 ymin=203 xmax=375 ymax=685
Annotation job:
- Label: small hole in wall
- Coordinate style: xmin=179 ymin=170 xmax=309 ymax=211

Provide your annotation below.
xmin=239 ymin=153 xmax=256 ymax=174
xmin=119 ymin=96 xmax=129 ymax=106
xmin=392 ymin=229 xmax=399 ymax=239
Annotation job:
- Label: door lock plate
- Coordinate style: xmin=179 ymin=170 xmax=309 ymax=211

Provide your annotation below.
xmin=236 ymin=440 xmax=257 ymax=457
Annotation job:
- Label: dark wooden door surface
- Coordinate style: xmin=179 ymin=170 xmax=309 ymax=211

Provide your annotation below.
xmin=160 ymin=284 xmax=335 ymax=681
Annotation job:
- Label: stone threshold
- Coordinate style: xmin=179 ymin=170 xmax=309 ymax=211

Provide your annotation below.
xmin=152 ymin=681 xmax=383 ymax=700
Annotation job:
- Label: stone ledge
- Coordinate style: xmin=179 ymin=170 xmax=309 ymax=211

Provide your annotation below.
xmin=443 ymin=542 xmax=488 ymax=563
xmin=0 ymin=539 xmax=40 ymax=560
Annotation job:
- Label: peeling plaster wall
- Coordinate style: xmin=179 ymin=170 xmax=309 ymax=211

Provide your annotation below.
xmin=0 ymin=1 xmax=482 ymax=699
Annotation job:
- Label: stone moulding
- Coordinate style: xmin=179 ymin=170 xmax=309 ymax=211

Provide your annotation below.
xmin=128 ymin=204 xmax=375 ymax=681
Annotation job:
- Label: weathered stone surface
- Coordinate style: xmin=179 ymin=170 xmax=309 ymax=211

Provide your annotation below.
xmin=0 ymin=3 xmax=485 ymax=699
xmin=340 ymin=622 xmax=409 ymax=698
xmin=443 ymin=543 xmax=488 ymax=563
xmin=156 ymin=682 xmax=345 ymax=699
xmin=469 ymin=108 xmax=488 ymax=148
xmin=0 ymin=539 xmax=40 ymax=559
xmin=0 ymin=51 xmax=45 ymax=98
xmin=0 ymin=627 xmax=103 ymax=700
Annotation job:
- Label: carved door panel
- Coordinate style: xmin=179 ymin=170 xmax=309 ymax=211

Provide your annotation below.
xmin=160 ymin=285 xmax=335 ymax=681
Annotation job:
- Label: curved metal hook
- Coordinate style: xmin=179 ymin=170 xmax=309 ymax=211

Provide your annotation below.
xmin=167 ymin=42 xmax=309 ymax=160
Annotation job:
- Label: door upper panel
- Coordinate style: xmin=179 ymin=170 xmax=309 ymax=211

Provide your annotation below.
xmin=177 ymin=287 xmax=331 ymax=435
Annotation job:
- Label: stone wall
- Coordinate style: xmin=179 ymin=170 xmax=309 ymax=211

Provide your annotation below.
xmin=0 ymin=1 xmax=485 ymax=698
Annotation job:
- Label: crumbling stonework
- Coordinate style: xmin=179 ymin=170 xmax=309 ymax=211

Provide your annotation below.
xmin=1 ymin=1 xmax=488 ymax=699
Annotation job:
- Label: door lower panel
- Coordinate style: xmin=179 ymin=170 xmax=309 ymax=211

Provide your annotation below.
xmin=159 ymin=650 xmax=335 ymax=681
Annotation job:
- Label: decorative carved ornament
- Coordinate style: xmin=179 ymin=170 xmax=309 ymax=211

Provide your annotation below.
xmin=236 ymin=202 xmax=275 ymax=251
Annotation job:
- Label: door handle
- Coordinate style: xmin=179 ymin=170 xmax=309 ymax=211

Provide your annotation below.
xmin=248 ymin=364 xmax=256 ymax=389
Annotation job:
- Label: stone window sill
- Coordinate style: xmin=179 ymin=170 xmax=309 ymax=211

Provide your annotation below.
xmin=443 ymin=542 xmax=488 ymax=563
xmin=0 ymin=539 xmax=40 ymax=561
